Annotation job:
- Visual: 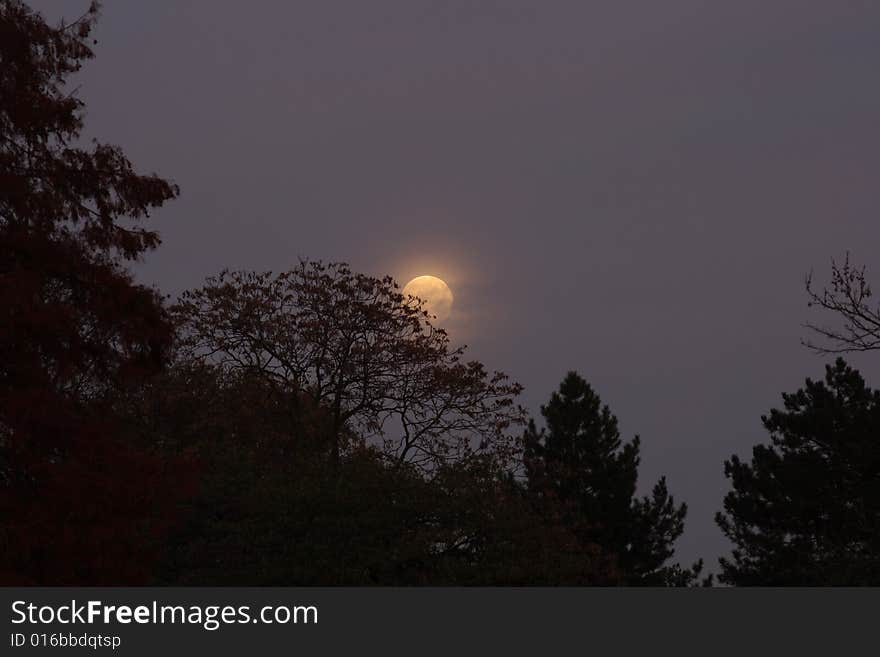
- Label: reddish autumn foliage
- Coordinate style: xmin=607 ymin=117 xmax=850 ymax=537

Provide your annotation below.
xmin=0 ymin=1 xmax=189 ymax=583
xmin=0 ymin=2 xmax=659 ymax=586
xmin=174 ymin=263 xmax=526 ymax=473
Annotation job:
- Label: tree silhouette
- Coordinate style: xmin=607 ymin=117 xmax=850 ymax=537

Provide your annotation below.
xmin=157 ymin=264 xmax=624 ymax=584
xmin=128 ymin=362 xmax=615 ymax=585
xmin=524 ymin=372 xmax=704 ymax=585
xmin=717 ymin=359 xmax=880 ymax=585
xmin=173 ymin=263 xmax=525 ymax=472
xmin=0 ymin=1 xmax=186 ymax=583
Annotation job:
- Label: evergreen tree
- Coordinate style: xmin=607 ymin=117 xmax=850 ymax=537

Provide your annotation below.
xmin=0 ymin=1 xmax=186 ymax=583
xmin=524 ymin=372 xmax=702 ymax=585
xmin=717 ymin=359 xmax=880 ymax=585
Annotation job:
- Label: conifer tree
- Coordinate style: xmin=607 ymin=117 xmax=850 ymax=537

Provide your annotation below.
xmin=0 ymin=1 xmax=185 ymax=583
xmin=525 ymin=372 xmax=703 ymax=585
xmin=717 ymin=359 xmax=880 ymax=585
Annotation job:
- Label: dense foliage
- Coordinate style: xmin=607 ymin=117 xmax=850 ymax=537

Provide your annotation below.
xmin=717 ymin=359 xmax=880 ymax=585
xmin=0 ymin=0 xmax=188 ymax=583
xmin=524 ymin=372 xmax=705 ymax=585
xmin=5 ymin=1 xmax=878 ymax=586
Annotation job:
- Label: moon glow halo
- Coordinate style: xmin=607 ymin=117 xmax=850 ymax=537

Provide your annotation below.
xmin=402 ymin=275 xmax=454 ymax=323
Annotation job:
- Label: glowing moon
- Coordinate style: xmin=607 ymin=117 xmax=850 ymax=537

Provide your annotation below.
xmin=402 ymin=275 xmax=454 ymax=323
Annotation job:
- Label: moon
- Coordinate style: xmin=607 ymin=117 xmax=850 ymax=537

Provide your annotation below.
xmin=402 ymin=275 xmax=454 ymax=323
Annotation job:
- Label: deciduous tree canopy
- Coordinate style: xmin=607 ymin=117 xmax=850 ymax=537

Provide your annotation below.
xmin=173 ymin=263 xmax=525 ymax=472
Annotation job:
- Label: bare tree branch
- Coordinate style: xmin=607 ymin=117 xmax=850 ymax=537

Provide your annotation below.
xmin=803 ymin=253 xmax=880 ymax=354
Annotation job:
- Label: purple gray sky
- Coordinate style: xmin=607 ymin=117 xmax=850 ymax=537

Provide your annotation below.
xmin=32 ymin=0 xmax=880 ymax=569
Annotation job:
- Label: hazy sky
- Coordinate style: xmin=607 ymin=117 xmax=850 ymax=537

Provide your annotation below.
xmin=31 ymin=0 xmax=880 ymax=569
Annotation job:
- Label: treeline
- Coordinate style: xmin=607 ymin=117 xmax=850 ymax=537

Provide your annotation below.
xmin=2 ymin=2 xmax=879 ymax=586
